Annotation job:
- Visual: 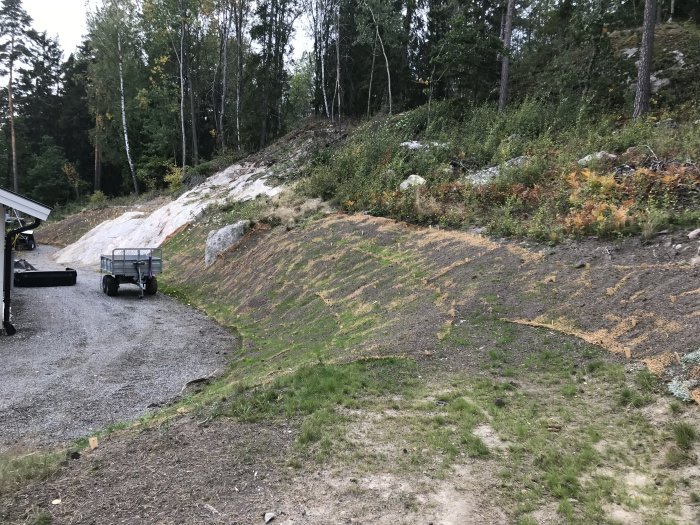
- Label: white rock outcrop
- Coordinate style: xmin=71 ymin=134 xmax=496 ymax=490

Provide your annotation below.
xmin=54 ymin=162 xmax=284 ymax=267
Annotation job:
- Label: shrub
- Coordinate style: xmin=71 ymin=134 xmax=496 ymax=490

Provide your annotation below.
xmin=164 ymin=163 xmax=184 ymax=193
xmin=88 ymin=191 xmax=107 ymax=206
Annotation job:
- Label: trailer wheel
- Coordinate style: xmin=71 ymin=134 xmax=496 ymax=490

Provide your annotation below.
xmin=144 ymin=276 xmax=158 ymax=295
xmin=102 ymin=275 xmax=109 ymax=294
xmin=105 ymin=275 xmax=119 ymax=296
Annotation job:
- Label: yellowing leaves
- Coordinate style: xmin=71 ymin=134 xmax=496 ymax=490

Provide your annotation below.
xmin=567 ymin=168 xmax=619 ymax=205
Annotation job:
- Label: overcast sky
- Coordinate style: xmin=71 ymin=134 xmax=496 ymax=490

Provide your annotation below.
xmin=22 ymin=0 xmax=310 ymax=61
xmin=24 ymin=0 xmax=92 ymax=58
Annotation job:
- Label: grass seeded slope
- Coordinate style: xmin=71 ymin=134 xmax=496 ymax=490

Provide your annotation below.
xmin=149 ymin=197 xmax=700 ymax=523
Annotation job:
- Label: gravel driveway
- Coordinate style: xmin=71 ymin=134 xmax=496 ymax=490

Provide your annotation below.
xmin=0 ymin=245 xmax=237 ymax=451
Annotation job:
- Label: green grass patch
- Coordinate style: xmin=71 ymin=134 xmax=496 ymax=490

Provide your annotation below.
xmin=0 ymin=451 xmax=63 ymax=497
xmin=221 ymin=358 xmax=417 ymax=422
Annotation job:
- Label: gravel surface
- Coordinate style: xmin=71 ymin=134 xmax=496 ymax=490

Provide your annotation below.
xmin=0 ymin=245 xmax=237 ymax=452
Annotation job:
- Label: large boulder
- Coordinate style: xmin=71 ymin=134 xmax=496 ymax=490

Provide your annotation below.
xmin=205 ymin=220 xmax=250 ymax=267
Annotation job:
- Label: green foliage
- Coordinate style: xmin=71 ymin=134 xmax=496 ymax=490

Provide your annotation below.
xmin=27 ymin=510 xmax=52 ymax=525
xmin=25 ymin=136 xmax=72 ymax=206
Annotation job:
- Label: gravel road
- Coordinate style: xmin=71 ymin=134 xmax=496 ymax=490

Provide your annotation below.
xmin=0 ymin=245 xmax=238 ymax=452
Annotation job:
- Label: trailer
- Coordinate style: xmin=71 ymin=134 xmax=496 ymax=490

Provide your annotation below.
xmin=100 ymin=248 xmax=162 ymax=298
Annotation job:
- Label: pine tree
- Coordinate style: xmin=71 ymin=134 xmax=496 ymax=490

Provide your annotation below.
xmin=633 ymin=0 xmax=656 ymax=119
xmin=498 ymin=0 xmax=515 ymax=112
xmin=0 ymin=0 xmax=37 ymax=192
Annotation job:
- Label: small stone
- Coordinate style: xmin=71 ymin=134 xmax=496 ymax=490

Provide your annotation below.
xmin=578 ymin=151 xmax=617 ymax=167
xmin=399 ymin=174 xmax=426 ymax=191
xmin=264 ymin=512 xmax=276 ymax=523
xmin=574 ymin=259 xmax=586 ymax=269
xmin=494 ymin=398 xmax=506 ymax=408
xmin=688 ymin=228 xmax=700 ymax=240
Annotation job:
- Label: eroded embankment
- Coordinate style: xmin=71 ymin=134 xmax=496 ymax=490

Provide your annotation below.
xmin=162 ymin=213 xmax=698 ymax=396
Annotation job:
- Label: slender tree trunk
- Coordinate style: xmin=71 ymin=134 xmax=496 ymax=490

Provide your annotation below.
xmin=188 ymin=69 xmax=199 ymax=166
xmin=319 ymin=1 xmax=330 ymax=118
xmin=94 ymin=142 xmax=102 ymax=192
xmin=335 ymin=7 xmax=341 ymax=129
xmin=368 ymin=6 xmax=391 ymax=115
xmin=179 ymin=6 xmax=187 ymax=169
xmin=117 ymin=32 xmax=138 ymax=194
xmin=367 ymin=33 xmax=377 ymax=119
xmin=668 ymin=0 xmax=674 ymax=22
xmin=233 ymin=0 xmax=245 ymax=152
xmin=8 ymin=42 xmax=18 ymax=193
xmin=633 ymin=0 xmax=656 ymax=119
xmin=498 ymin=0 xmax=515 ymax=113
xmin=94 ymin=115 xmax=102 ymax=192
xmin=273 ymin=3 xmax=283 ymax=136
xmin=219 ymin=4 xmax=231 ymax=153
xmin=427 ymin=64 xmax=436 ymax=127
xmin=259 ymin=1 xmax=275 ymax=148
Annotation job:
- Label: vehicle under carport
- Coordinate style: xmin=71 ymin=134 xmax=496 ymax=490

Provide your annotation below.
xmin=1 ymin=188 xmax=52 ymax=335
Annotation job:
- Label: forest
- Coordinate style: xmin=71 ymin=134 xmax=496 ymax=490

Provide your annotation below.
xmin=0 ymin=0 xmax=698 ymax=207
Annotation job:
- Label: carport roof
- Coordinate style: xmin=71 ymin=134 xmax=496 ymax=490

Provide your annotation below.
xmin=0 ymin=187 xmax=51 ymax=221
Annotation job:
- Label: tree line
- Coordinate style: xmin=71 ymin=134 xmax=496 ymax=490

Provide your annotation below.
xmin=0 ymin=0 xmax=698 ymax=205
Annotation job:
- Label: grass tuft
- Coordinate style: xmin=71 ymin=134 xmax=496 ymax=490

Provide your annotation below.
xmin=671 ymin=422 xmax=697 ymax=451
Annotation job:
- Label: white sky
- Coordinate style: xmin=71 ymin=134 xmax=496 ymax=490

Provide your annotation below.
xmin=23 ymin=0 xmax=311 ymax=61
xmin=23 ymin=0 xmax=93 ymax=58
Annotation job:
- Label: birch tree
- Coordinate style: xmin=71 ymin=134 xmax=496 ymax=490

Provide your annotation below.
xmin=357 ymin=0 xmax=400 ymax=115
xmin=233 ymin=0 xmax=249 ymax=151
xmin=215 ymin=0 xmax=250 ymax=152
xmin=306 ymin=0 xmax=332 ymax=118
xmin=89 ymin=0 xmax=141 ymax=194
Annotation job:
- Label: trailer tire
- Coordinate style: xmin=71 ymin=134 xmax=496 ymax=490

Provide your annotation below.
xmin=102 ymin=275 xmax=108 ymax=294
xmin=145 ymin=277 xmax=158 ymax=296
xmin=105 ymin=276 xmax=119 ymax=296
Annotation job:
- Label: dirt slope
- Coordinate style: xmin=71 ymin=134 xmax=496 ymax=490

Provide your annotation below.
xmin=166 ymin=212 xmax=699 ymax=391
xmin=4 ymin=209 xmax=699 ymax=525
